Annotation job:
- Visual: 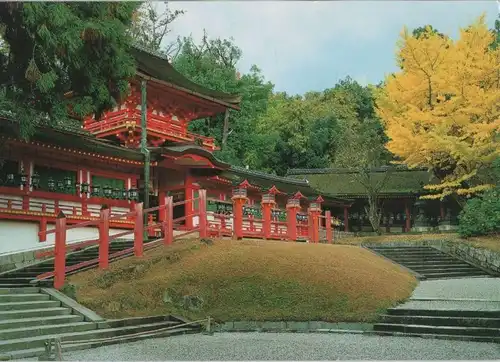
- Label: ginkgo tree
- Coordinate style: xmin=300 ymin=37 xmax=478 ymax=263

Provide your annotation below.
xmin=375 ymin=15 xmax=500 ymax=201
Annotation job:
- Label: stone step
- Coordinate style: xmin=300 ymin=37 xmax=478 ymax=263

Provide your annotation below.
xmin=375 ymin=251 xmax=446 ymax=256
xmin=0 ymin=327 xmax=195 ymax=360
xmin=410 ymin=267 xmax=480 ymax=274
xmin=0 ymin=300 xmax=61 ymax=311
xmin=0 ymin=321 xmax=96 ymax=340
xmin=373 ymin=330 xmax=500 ymax=343
xmin=423 ymin=271 xmax=490 ymax=278
xmin=0 ymin=320 xmax=184 ymax=353
xmin=380 ymin=314 xmax=500 ymax=328
xmin=402 ymin=260 xmax=470 ymax=266
xmin=0 ymin=314 xmax=84 ymax=329
xmin=373 ymin=323 xmax=500 ymax=337
xmin=0 ymin=277 xmax=36 ymax=284
xmin=389 ymin=256 xmax=458 ymax=262
xmin=0 ymin=307 xmax=72 ymax=320
xmin=0 ymin=283 xmax=34 ymax=288
xmin=409 ymin=264 xmax=475 ymax=271
xmin=370 ymin=247 xmax=435 ymax=251
xmin=0 ymin=293 xmax=50 ymax=303
xmin=387 ymin=308 xmax=500 ymax=318
xmin=0 ymin=287 xmax=40 ymax=295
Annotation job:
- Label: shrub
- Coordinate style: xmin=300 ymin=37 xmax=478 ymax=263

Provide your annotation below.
xmin=458 ymin=187 xmax=500 ymax=237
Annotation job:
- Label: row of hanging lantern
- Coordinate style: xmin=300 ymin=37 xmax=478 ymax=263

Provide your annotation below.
xmin=243 ymin=206 xmax=260 ymax=216
xmin=296 ymin=213 xmax=308 ymax=222
xmin=2 ymin=169 xmax=139 ymax=201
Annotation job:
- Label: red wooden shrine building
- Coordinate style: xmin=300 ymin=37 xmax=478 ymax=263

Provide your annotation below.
xmin=0 ymin=45 xmax=352 ymax=256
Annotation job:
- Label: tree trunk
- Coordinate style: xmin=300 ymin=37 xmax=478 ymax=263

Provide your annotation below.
xmin=221 ymin=109 xmax=230 ymax=149
xmin=365 ymin=195 xmax=383 ymax=234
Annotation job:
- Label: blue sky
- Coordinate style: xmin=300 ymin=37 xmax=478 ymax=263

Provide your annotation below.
xmin=165 ymin=1 xmax=498 ymax=95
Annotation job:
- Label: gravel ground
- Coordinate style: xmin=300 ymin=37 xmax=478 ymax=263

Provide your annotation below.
xmin=61 ymin=333 xmax=500 ymax=360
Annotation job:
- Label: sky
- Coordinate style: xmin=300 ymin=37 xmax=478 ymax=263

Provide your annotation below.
xmin=163 ymin=1 xmax=499 ymax=95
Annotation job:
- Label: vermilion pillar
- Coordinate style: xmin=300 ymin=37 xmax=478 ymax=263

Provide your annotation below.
xmin=308 ymin=202 xmax=321 ymax=243
xmin=185 ymin=173 xmax=194 ymax=230
xmin=286 ymin=199 xmax=301 ymax=241
xmin=232 ymin=197 xmax=247 ymax=240
xmin=98 ymin=207 xmax=110 ymax=269
xmin=325 ymin=210 xmax=333 ymax=243
xmin=405 ymin=199 xmax=411 ymax=232
xmin=343 ymin=207 xmax=349 ymax=232
xmin=261 ymin=199 xmax=275 ymax=239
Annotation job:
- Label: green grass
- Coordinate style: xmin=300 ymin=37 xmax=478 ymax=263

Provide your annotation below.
xmin=69 ymin=239 xmax=417 ymax=323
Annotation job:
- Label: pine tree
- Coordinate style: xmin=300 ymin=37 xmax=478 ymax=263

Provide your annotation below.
xmin=0 ymin=2 xmax=139 ymax=138
xmin=375 ymin=15 xmax=500 ymax=200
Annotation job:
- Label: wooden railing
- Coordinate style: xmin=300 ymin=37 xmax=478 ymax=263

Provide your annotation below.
xmin=35 ymin=189 xmax=336 ymax=290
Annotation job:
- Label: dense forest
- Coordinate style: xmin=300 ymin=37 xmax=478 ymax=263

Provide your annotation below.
xmin=0 ymin=2 xmax=498 ymax=235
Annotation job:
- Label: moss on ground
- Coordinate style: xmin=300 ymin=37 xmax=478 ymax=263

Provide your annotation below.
xmin=69 ymin=239 xmax=416 ymax=323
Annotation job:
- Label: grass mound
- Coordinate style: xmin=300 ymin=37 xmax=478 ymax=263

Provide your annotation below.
xmin=69 ymin=239 xmax=417 ymax=322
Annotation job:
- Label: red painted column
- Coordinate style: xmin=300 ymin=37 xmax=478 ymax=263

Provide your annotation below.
xmin=98 ymin=207 xmax=110 ymax=269
xmin=185 ymin=173 xmax=194 ymax=230
xmin=405 ymin=199 xmax=411 ymax=232
xmin=198 ymin=189 xmax=207 ymax=239
xmin=134 ymin=203 xmax=144 ymax=257
xmin=343 ymin=207 xmax=349 ymax=232
xmin=158 ymin=191 xmax=166 ymax=222
xmin=286 ymin=202 xmax=300 ymax=241
xmin=165 ymin=196 xmax=173 ymax=245
xmin=54 ymin=212 xmax=67 ymax=290
xmin=325 ymin=210 xmax=333 ymax=243
xmin=261 ymin=200 xmax=274 ymax=239
xmin=232 ymin=198 xmax=247 ymax=240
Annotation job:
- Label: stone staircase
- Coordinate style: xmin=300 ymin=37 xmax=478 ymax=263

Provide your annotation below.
xmin=0 ymin=240 xmax=149 ymax=287
xmin=366 ymin=246 xmax=492 ymax=279
xmin=0 ymin=287 xmax=200 ymax=359
xmin=374 ymin=305 xmax=500 ymax=342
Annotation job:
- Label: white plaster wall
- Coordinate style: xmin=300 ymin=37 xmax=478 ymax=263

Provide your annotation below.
xmin=0 ymin=220 xmax=132 ymax=256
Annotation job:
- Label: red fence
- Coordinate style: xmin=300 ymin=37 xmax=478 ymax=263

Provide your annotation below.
xmin=36 ymin=189 xmax=334 ymax=290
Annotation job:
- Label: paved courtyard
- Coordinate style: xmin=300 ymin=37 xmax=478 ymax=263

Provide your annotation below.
xmin=61 ymin=333 xmax=500 ymax=360
xmin=399 ymin=277 xmax=500 ymax=311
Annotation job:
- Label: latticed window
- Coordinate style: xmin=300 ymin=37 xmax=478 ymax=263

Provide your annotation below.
xmin=34 ymin=165 xmax=77 ymax=195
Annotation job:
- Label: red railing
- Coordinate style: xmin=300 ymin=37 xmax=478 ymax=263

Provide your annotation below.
xmin=84 ymin=111 xmax=217 ymax=149
xmin=33 ymin=188 xmax=337 ymax=290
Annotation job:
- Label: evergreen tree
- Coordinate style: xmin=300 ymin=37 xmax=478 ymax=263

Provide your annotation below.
xmin=0 ymin=2 xmax=139 ymax=138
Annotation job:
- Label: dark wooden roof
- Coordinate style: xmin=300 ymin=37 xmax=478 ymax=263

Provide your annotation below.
xmin=131 ymin=44 xmax=241 ymax=110
xmin=287 ymin=167 xmax=438 ymax=197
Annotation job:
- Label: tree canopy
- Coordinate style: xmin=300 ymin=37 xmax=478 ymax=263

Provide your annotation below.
xmin=0 ymin=2 xmax=139 ymax=138
xmin=375 ymin=15 xmax=500 ymax=200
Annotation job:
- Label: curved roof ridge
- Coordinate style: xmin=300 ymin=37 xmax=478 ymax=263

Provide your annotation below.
xmin=131 ymin=44 xmax=241 ymax=107
xmin=286 ymin=166 xmax=429 ymax=176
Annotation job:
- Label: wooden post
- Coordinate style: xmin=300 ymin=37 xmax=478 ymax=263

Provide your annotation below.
xmin=405 ymin=199 xmax=411 ymax=232
xmin=232 ymin=198 xmax=246 ymax=240
xmin=39 ymin=204 xmax=47 ymax=242
xmin=184 ymin=173 xmax=194 ymax=230
xmin=325 ymin=210 xmax=333 ymax=244
xmin=165 ymin=196 xmax=173 ymax=245
xmin=98 ymin=207 xmax=110 ymax=269
xmin=134 ymin=203 xmax=144 ymax=257
xmin=286 ymin=204 xmax=299 ymax=241
xmin=261 ymin=202 xmax=273 ymax=239
xmin=54 ymin=212 xmax=67 ymax=290
xmin=343 ymin=206 xmax=349 ymax=232
xmin=198 ymin=189 xmax=207 ymax=239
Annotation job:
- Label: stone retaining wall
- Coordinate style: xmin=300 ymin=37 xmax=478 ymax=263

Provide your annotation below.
xmin=215 ymin=320 xmax=373 ymax=332
xmin=361 ymin=239 xmax=500 ymax=275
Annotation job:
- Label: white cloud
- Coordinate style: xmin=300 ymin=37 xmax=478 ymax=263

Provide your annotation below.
xmin=162 ymin=1 xmax=497 ymax=94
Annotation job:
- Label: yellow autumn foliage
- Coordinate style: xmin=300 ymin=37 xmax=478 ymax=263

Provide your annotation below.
xmin=375 ymin=16 xmax=500 ymax=199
